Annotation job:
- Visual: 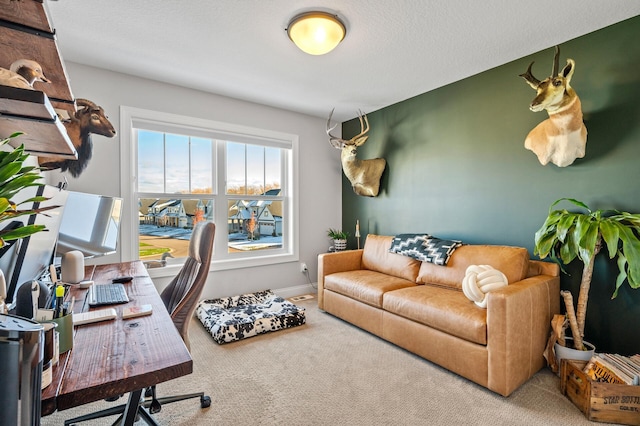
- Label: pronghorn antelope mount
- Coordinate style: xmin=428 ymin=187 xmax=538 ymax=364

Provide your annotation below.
xmin=326 ymin=109 xmax=386 ymax=197
xmin=520 ymin=46 xmax=587 ymax=167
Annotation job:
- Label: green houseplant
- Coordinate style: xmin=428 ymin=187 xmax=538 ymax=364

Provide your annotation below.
xmin=534 ymin=198 xmax=640 ymax=351
xmin=0 ymin=132 xmax=56 ymax=247
xmin=327 ymin=228 xmax=350 ymax=251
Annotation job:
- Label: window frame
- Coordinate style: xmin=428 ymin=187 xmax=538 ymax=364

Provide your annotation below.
xmin=120 ymin=106 xmax=299 ymax=275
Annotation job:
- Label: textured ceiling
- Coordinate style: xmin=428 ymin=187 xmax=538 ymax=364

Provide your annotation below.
xmin=47 ymin=0 xmax=640 ymax=122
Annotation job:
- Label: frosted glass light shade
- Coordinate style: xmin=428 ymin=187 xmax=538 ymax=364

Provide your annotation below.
xmin=287 ymin=12 xmax=346 ymax=55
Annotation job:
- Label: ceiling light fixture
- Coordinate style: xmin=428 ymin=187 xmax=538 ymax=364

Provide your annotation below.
xmin=287 ymin=11 xmax=346 ymax=55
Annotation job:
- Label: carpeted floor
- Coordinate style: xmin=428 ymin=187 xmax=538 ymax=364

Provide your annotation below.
xmin=42 ymin=297 xmax=613 ymax=425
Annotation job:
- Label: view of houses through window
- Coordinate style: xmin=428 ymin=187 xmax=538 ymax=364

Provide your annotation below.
xmin=136 ymin=128 xmax=285 ymax=262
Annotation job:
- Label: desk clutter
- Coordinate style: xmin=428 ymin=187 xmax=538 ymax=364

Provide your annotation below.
xmin=196 ymin=289 xmax=306 ymax=344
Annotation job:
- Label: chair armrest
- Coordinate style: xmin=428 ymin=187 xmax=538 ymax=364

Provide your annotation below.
xmin=485 ymin=274 xmax=560 ymax=396
xmin=317 ymin=250 xmax=364 ymax=310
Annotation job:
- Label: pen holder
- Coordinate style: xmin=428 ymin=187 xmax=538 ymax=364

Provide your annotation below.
xmin=49 ymin=314 xmax=73 ymax=353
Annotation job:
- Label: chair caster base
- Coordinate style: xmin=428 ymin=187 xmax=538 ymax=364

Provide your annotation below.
xmin=201 ymin=395 xmax=211 ymax=408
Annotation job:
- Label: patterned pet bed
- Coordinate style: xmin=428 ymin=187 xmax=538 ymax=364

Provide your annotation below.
xmin=196 ymin=289 xmax=306 ymax=344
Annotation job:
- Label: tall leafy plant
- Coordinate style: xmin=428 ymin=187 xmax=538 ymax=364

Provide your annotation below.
xmin=534 ymin=198 xmax=640 ymax=350
xmin=0 ymin=132 xmax=56 ymax=247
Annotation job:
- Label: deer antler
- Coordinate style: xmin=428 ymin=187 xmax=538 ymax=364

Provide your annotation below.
xmin=325 ymin=109 xmax=370 ymax=148
xmin=326 ymin=108 xmax=344 ymax=148
xmin=351 ymin=110 xmax=370 ymax=147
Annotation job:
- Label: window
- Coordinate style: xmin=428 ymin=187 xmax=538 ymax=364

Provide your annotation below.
xmin=120 ymin=107 xmax=299 ymax=271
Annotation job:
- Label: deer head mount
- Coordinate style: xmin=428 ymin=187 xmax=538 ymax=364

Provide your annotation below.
xmin=520 ymin=46 xmax=587 ymax=167
xmin=326 ymin=109 xmax=386 ymax=197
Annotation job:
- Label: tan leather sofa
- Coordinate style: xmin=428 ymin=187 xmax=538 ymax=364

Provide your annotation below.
xmin=317 ymin=235 xmax=560 ymax=396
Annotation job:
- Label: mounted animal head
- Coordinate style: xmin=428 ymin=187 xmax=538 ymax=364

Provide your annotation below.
xmin=326 ymin=109 xmax=386 ymax=197
xmin=73 ymin=98 xmax=117 ymax=138
xmin=519 ymin=46 xmax=587 ymax=167
xmin=38 ymin=98 xmax=116 ymax=177
xmin=520 ymin=45 xmax=576 ymax=113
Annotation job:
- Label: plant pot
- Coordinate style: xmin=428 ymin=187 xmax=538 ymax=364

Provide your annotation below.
xmin=333 ymin=239 xmax=347 ymax=251
xmin=555 ymin=337 xmax=595 ymax=369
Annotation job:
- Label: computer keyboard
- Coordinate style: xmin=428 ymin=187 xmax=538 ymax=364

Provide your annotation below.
xmin=88 ymin=283 xmax=130 ymax=306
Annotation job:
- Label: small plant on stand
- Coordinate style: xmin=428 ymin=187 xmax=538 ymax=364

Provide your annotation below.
xmin=327 ymin=228 xmax=350 ymax=251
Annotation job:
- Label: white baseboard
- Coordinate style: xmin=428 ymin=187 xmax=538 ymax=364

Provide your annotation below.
xmin=272 ymin=283 xmax=317 ymax=299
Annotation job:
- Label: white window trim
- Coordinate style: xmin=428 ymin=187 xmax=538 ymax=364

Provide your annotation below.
xmin=120 ymin=106 xmax=299 ymax=276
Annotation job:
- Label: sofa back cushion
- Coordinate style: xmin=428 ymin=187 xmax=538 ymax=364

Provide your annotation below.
xmin=362 ymin=235 xmax=421 ymax=282
xmin=416 ymin=245 xmax=529 ymax=289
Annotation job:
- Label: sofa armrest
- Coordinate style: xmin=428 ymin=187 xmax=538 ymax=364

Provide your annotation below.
xmin=317 ymin=249 xmax=364 ymax=310
xmin=485 ymin=274 xmax=560 ymax=396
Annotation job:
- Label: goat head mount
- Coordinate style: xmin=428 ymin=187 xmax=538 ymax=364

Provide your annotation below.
xmin=519 ymin=46 xmax=587 ymax=167
xmin=39 ymin=98 xmax=116 ymax=178
xmin=326 ymin=109 xmax=386 ymax=197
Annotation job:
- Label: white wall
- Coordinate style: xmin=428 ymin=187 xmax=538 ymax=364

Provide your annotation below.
xmin=45 ymin=62 xmax=343 ymax=299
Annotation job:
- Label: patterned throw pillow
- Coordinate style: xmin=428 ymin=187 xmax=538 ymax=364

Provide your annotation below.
xmin=389 ymin=233 xmax=463 ymax=265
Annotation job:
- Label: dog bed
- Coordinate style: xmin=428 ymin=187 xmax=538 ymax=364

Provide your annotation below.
xmin=196 ymin=289 xmax=306 ymax=344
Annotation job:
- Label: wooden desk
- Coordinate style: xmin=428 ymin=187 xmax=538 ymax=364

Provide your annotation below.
xmin=41 ymin=261 xmax=192 ymax=424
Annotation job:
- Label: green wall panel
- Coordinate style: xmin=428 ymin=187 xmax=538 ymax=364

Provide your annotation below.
xmin=341 ymin=16 xmax=640 ymax=355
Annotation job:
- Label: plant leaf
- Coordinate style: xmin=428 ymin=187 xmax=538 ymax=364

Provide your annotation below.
xmin=551 ymin=198 xmax=591 ymax=212
xmin=575 ymin=215 xmax=596 ymax=264
xmin=613 ymin=252 xmax=628 ymax=298
xmin=0 ymin=224 xmax=47 ymax=242
xmin=599 ymin=220 xmax=620 ymax=259
xmin=559 ymin=230 xmax=578 ymax=264
xmin=556 ymin=212 xmax=577 ymax=243
xmin=618 ymin=225 xmax=640 ymax=288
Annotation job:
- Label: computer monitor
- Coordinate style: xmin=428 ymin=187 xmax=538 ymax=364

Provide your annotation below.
xmin=0 ymin=184 xmax=68 ymax=304
xmin=55 ymin=191 xmax=123 ymax=259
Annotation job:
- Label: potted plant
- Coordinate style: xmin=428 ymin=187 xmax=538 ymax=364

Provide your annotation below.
xmin=0 ymin=132 xmax=56 ymax=246
xmin=534 ymin=198 xmax=640 ymax=356
xmin=327 ymin=228 xmax=350 ymax=251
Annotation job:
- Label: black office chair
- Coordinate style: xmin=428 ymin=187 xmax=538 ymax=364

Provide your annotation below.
xmin=65 ymin=221 xmax=216 ymax=426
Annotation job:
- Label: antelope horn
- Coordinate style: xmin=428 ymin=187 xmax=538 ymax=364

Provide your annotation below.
xmin=552 ymin=45 xmax=560 ymax=77
xmin=519 ymin=62 xmax=540 ymax=86
xmin=76 ymin=98 xmax=98 ymax=110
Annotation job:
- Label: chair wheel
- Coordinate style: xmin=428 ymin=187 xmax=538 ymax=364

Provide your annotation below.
xmin=105 ymin=394 xmax=123 ymax=402
xmin=200 ymin=395 xmax=211 ymax=408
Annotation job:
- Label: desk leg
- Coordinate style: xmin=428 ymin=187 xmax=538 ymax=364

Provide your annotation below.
xmin=120 ymin=389 xmax=142 ymax=426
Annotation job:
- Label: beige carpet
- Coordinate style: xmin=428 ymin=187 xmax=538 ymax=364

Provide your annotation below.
xmin=42 ymin=297 xmax=611 ymax=425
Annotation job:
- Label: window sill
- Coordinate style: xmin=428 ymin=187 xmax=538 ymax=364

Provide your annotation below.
xmin=143 ymin=252 xmax=299 ymax=279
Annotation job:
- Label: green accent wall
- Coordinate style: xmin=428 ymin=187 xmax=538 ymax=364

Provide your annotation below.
xmin=341 ymin=16 xmax=640 ymax=355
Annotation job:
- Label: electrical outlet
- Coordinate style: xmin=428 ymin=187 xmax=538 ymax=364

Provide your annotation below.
xmin=300 ymin=262 xmax=308 ymax=273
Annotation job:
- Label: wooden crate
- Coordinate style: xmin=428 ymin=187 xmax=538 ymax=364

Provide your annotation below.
xmin=561 ymin=359 xmax=640 ymax=425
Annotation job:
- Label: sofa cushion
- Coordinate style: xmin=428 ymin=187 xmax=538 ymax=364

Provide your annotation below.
xmin=383 ymin=285 xmax=488 ymax=345
xmin=362 ymin=234 xmax=421 ymax=282
xmin=416 ymin=245 xmax=529 ymax=290
xmin=324 ymin=270 xmax=417 ymax=308
xmin=389 ymin=234 xmax=463 ymax=265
